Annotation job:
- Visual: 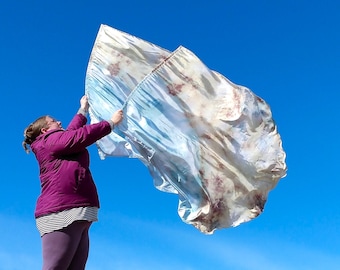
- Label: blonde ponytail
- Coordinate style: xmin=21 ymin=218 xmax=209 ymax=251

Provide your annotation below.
xmin=22 ymin=116 xmax=48 ymax=154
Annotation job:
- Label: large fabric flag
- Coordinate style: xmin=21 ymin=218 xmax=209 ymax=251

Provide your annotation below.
xmin=85 ymin=24 xmax=287 ymax=234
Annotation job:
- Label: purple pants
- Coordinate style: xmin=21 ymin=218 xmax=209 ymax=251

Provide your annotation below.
xmin=41 ymin=220 xmax=92 ymax=270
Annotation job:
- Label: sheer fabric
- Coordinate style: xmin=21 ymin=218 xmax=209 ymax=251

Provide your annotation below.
xmin=85 ymin=25 xmax=287 ymax=234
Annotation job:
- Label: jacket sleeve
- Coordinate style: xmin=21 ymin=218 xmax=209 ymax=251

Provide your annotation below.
xmin=44 ymin=120 xmax=112 ymax=156
xmin=66 ymin=114 xmax=87 ymax=131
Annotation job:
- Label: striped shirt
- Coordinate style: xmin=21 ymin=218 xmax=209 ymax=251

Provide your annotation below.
xmin=36 ymin=206 xmax=98 ymax=236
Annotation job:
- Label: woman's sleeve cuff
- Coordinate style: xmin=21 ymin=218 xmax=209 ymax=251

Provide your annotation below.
xmin=77 ymin=108 xmax=88 ymax=116
xmin=108 ymin=120 xmax=115 ymax=130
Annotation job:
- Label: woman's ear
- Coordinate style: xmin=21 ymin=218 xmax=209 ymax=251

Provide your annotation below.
xmin=41 ymin=127 xmax=48 ymax=134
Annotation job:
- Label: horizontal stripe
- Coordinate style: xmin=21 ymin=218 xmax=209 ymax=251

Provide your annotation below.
xmin=36 ymin=207 xmax=98 ymax=236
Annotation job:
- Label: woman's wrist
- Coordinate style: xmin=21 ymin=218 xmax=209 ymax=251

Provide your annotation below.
xmin=108 ymin=120 xmax=115 ymax=130
xmin=77 ymin=108 xmax=88 ymax=116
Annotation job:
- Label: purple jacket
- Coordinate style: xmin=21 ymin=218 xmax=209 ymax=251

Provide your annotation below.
xmin=31 ymin=113 xmax=112 ymax=218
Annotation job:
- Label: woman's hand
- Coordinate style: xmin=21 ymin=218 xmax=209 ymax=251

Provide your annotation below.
xmin=111 ymin=109 xmax=124 ymax=125
xmin=80 ymin=95 xmax=89 ymax=112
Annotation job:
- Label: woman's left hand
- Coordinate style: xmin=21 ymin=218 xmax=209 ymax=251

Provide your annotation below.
xmin=80 ymin=95 xmax=89 ymax=112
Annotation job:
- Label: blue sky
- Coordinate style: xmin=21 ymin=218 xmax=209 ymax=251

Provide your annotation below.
xmin=1 ymin=0 xmax=340 ymax=269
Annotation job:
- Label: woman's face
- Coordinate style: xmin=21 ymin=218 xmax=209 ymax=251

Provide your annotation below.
xmin=43 ymin=116 xmax=63 ymax=132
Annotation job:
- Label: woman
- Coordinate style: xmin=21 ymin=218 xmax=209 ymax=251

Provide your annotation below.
xmin=22 ymin=95 xmax=123 ymax=270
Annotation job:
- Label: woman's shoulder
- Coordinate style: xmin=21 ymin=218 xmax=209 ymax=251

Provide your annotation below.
xmin=32 ymin=129 xmax=64 ymax=148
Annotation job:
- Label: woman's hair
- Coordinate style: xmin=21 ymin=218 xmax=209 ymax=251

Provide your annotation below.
xmin=22 ymin=115 xmax=48 ymax=154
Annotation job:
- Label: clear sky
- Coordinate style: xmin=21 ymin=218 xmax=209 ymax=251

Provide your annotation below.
xmin=1 ymin=0 xmax=339 ymax=269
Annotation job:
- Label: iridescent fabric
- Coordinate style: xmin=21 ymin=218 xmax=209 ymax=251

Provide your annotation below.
xmin=85 ymin=25 xmax=287 ymax=234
